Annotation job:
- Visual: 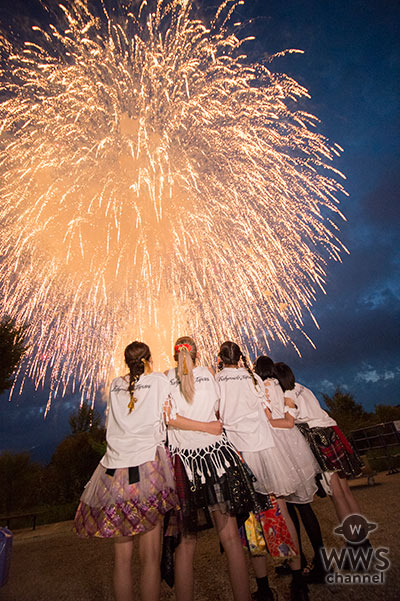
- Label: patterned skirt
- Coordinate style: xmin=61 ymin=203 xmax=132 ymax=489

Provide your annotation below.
xmin=296 ymin=424 xmax=363 ymax=479
xmin=239 ymin=496 xmax=298 ymax=559
xmin=74 ymin=446 xmax=179 ymax=538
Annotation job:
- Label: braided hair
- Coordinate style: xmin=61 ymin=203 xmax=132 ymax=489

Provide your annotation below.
xmin=218 ymin=341 xmax=258 ymax=388
xmin=124 ymin=341 xmax=151 ymax=413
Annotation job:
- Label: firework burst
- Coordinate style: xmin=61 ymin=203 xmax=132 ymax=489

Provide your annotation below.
xmin=0 ymin=0 xmax=347 ymax=410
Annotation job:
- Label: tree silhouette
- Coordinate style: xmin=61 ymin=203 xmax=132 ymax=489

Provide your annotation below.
xmin=0 ymin=316 xmax=28 ymax=395
xmin=48 ymin=432 xmax=104 ymax=503
xmin=0 ymin=451 xmax=44 ymax=513
xmin=322 ymin=387 xmax=372 ymax=436
xmin=43 ymin=401 xmax=106 ymax=503
xmin=68 ymin=400 xmax=101 ymax=434
xmin=373 ymin=404 xmax=400 ymax=424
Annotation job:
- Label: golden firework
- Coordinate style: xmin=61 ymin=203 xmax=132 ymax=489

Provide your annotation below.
xmin=0 ymin=0 xmax=347 ymax=411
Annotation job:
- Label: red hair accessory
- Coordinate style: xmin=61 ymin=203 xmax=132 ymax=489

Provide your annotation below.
xmin=174 ymin=343 xmax=192 ymax=353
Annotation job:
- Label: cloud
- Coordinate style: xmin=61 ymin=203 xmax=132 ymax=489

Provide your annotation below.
xmin=319 ymin=379 xmax=335 ymax=392
xmin=266 ymin=249 xmax=400 ymax=408
xmin=356 ymin=365 xmax=399 ymax=384
xmin=356 ymin=369 xmax=380 ymax=384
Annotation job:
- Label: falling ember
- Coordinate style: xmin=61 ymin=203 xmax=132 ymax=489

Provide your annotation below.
xmin=0 ymin=0 xmax=347 ymax=410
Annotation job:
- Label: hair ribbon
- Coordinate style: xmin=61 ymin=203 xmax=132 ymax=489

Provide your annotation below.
xmin=174 ymin=343 xmax=192 ymax=353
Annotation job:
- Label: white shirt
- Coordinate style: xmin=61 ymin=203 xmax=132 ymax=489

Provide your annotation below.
xmin=216 ymin=367 xmax=275 ymax=452
xmin=167 ymin=366 xmax=222 ymax=451
xmin=263 ymin=377 xmax=296 ymax=429
xmin=284 ymin=383 xmax=337 ymax=429
xmin=101 ymin=372 xmax=168 ymax=469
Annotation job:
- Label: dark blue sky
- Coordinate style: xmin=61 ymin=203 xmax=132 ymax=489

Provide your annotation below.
xmin=1 ymin=0 xmax=399 ymax=463
xmin=249 ymin=0 xmax=400 ymax=407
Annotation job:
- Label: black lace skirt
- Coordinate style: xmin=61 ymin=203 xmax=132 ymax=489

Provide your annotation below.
xmin=171 ymin=436 xmax=271 ymax=533
xmin=161 ymin=437 xmax=271 ymax=586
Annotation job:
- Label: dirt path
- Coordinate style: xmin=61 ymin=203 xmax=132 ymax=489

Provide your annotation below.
xmin=2 ymin=472 xmax=399 ymax=601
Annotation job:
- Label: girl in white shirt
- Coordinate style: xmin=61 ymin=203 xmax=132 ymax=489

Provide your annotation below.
xmin=254 ymin=356 xmax=325 ymax=583
xmin=274 ymin=362 xmax=363 ymax=523
xmin=74 ymin=341 xmax=180 ymax=601
xmin=166 ymin=336 xmax=265 ymax=601
xmin=253 ymin=357 xmax=319 ymax=504
xmin=217 ymin=341 xmax=309 ymax=601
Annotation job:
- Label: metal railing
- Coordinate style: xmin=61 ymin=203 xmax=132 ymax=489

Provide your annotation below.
xmin=350 ymin=421 xmax=400 ymax=475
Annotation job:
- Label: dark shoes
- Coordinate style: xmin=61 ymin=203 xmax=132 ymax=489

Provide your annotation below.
xmin=274 ymin=559 xmax=291 ymax=576
xmin=275 ymin=554 xmax=307 ymax=577
xmin=251 ymin=587 xmax=278 ymax=601
xmin=302 ymin=564 xmax=326 ymax=584
xmin=302 ymin=557 xmax=327 ymax=584
xmin=290 ymin=581 xmax=309 ymax=601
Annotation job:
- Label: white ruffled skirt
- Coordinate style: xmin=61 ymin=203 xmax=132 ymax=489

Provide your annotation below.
xmin=242 ymin=426 xmax=319 ymax=503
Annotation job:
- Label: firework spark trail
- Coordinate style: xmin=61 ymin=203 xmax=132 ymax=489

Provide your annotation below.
xmin=0 ymin=0 xmax=347 ymax=411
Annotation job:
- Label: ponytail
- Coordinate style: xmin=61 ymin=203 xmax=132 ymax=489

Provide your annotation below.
xmin=174 ymin=336 xmax=197 ymax=404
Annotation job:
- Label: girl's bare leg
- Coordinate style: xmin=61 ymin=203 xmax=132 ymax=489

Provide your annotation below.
xmin=114 ymin=537 xmax=135 ymax=601
xmin=139 ymin=521 xmax=162 ymax=601
xmin=330 ymin=472 xmax=352 ymax=522
xmin=174 ymin=534 xmax=197 ymax=601
xmin=339 ymin=476 xmax=362 ymax=514
xmin=213 ymin=511 xmax=252 ymax=601
xmin=251 ymin=555 xmax=276 ymax=601
xmin=251 ymin=555 xmax=268 ymax=579
xmin=277 ymin=499 xmax=301 ymax=570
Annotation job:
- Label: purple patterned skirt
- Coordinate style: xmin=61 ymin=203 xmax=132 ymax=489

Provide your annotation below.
xmin=74 ymin=446 xmax=179 ymax=538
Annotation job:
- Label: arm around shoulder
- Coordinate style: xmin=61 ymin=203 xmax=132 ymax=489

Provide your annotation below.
xmin=168 ymin=414 xmax=223 ymax=436
xmin=266 ymin=411 xmax=295 ymax=429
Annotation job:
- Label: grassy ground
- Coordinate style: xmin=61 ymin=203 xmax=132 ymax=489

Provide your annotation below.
xmin=2 ymin=471 xmax=399 ymax=601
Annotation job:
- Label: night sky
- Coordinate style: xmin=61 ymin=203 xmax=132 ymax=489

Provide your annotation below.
xmin=1 ymin=0 xmax=399 ymax=463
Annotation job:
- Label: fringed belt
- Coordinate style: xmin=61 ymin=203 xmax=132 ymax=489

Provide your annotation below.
xmin=169 ymin=434 xmax=240 ymax=485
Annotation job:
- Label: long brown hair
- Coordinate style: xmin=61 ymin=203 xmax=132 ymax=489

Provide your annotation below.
xmin=173 ymin=336 xmax=197 ymax=403
xmin=124 ymin=341 xmax=151 ymax=412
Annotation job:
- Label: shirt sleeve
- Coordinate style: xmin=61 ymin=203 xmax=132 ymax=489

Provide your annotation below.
xmin=282 ymin=385 xmax=300 ymax=419
xmin=284 ymin=405 xmax=299 ymax=418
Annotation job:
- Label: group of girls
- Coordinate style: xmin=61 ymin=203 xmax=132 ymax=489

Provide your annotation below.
xmin=251 ymin=357 xmax=364 ymax=583
xmin=74 ymin=336 xmax=364 ymax=601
